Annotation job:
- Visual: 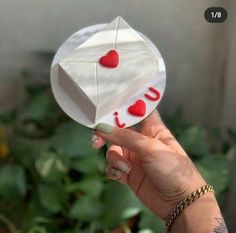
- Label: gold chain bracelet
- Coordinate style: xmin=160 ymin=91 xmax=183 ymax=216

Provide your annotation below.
xmin=166 ymin=184 xmax=214 ymax=233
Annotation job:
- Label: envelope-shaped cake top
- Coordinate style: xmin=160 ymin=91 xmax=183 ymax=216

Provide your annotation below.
xmin=57 ymin=16 xmax=162 ymax=124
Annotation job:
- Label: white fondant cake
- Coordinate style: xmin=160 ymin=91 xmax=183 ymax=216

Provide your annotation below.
xmin=52 ymin=16 xmax=162 ymax=124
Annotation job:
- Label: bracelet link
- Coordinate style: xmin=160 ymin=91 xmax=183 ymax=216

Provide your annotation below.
xmin=166 ymin=184 xmax=214 ymax=233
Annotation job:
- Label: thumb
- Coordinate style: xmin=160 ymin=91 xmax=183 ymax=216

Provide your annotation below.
xmin=95 ymin=123 xmax=171 ymax=160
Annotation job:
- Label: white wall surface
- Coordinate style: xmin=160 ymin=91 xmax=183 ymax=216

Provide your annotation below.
xmin=0 ymin=0 xmax=235 ymax=129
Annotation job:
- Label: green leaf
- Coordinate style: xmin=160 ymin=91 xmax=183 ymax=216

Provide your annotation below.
xmin=66 ymin=178 xmax=104 ymax=198
xmin=21 ymin=195 xmax=54 ymax=231
xmin=71 ymin=152 xmax=106 ymax=174
xmin=36 ymin=50 xmax=55 ymax=60
xmin=62 ymin=228 xmax=91 ymax=233
xmin=69 ymin=196 xmax=103 ymax=221
xmin=38 ymin=184 xmax=68 ymax=213
xmin=138 ymin=230 xmax=155 ymax=233
xmin=0 ymin=164 xmax=27 ymax=199
xmin=9 ymin=136 xmax=49 ymax=168
xmin=28 ymin=226 xmax=48 ymax=233
xmin=35 ymin=151 xmax=69 ymax=182
xmin=0 ymin=111 xmax=15 ymax=123
xmin=195 ymin=156 xmax=230 ymax=195
xmin=50 ymin=122 xmax=96 ymax=157
xmin=163 ymin=113 xmax=190 ymax=137
xmin=101 ymin=181 xmax=143 ymax=228
xmin=18 ymin=92 xmax=56 ymax=122
xmin=138 ymin=208 xmax=165 ymax=233
xmin=179 ymin=126 xmax=209 ymax=157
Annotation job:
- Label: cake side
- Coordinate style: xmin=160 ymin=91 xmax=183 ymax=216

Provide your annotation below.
xmin=58 ymin=64 xmax=97 ymax=123
xmin=59 ymin=61 xmax=97 ymax=106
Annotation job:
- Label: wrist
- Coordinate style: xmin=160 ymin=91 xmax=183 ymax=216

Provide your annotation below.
xmin=172 ymin=192 xmax=221 ymax=233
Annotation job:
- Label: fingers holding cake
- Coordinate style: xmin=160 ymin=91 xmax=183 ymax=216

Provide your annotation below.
xmin=139 ymin=110 xmax=187 ymax=156
xmin=91 ymin=131 xmax=106 ymax=149
xmin=95 ymin=123 xmax=174 ymax=163
xmin=91 ymin=126 xmax=138 ymax=149
xmin=105 ymin=165 xmax=128 ymax=185
xmin=106 ymin=145 xmax=131 ymax=174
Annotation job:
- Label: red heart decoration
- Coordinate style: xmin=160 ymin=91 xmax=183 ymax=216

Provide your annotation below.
xmin=99 ymin=50 xmax=119 ymax=68
xmin=128 ymin=100 xmax=146 ymax=117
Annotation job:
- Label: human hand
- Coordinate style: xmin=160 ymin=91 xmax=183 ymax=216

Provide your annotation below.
xmin=91 ymin=110 xmax=206 ymax=220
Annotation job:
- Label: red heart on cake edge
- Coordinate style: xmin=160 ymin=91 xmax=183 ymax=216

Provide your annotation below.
xmin=128 ymin=100 xmax=146 ymax=117
xmin=99 ymin=50 xmax=119 ymax=68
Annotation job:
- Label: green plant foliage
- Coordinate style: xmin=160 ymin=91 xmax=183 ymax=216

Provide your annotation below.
xmin=9 ymin=136 xmax=49 ymax=168
xmin=101 ymin=181 xmax=143 ymax=228
xmin=50 ymin=122 xmax=96 ymax=157
xmin=195 ymin=155 xmax=230 ymax=195
xmin=138 ymin=208 xmax=165 ymax=233
xmin=38 ymin=184 xmax=69 ymax=213
xmin=179 ymin=126 xmax=209 ymax=157
xmin=69 ymin=196 xmax=103 ymax=221
xmin=35 ymin=151 xmax=69 ymax=182
xmin=71 ymin=151 xmax=105 ymax=174
xmin=0 ymin=164 xmax=26 ymax=200
xmin=65 ymin=177 xmax=104 ymax=198
xmin=18 ymin=92 xmax=57 ymax=123
xmin=0 ymin=71 xmax=233 ymax=233
xmin=36 ymin=51 xmax=56 ymax=60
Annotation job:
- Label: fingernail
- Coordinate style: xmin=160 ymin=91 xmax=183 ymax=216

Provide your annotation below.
xmin=106 ymin=166 xmax=122 ymax=179
xmin=96 ymin=123 xmax=113 ymax=134
xmin=110 ymin=168 xmax=122 ymax=179
xmin=117 ymin=161 xmax=131 ymax=174
xmin=91 ymin=134 xmax=98 ymax=148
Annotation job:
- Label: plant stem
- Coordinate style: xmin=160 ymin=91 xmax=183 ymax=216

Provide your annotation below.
xmin=122 ymin=222 xmax=132 ymax=233
xmin=0 ymin=214 xmax=19 ymax=233
xmin=89 ymin=222 xmax=96 ymax=233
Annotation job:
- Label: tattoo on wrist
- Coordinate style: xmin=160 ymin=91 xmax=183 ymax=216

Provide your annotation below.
xmin=213 ymin=217 xmax=228 ymax=233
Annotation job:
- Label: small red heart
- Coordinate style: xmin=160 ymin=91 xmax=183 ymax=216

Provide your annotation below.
xmin=128 ymin=100 xmax=146 ymax=117
xmin=99 ymin=50 xmax=119 ymax=68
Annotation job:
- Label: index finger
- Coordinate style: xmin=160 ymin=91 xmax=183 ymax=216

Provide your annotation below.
xmin=139 ymin=109 xmax=162 ymax=136
xmin=140 ymin=110 xmax=187 ymax=156
xmin=95 ymin=123 xmax=173 ymax=160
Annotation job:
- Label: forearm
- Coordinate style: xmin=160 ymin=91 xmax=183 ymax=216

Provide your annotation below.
xmin=172 ymin=193 xmax=228 ymax=233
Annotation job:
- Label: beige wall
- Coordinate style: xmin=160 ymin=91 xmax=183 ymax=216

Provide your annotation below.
xmin=222 ymin=0 xmax=236 ymax=131
xmin=0 ymin=0 xmax=235 ymax=129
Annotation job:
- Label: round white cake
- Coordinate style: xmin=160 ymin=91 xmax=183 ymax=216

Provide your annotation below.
xmin=50 ymin=16 xmax=166 ymax=128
